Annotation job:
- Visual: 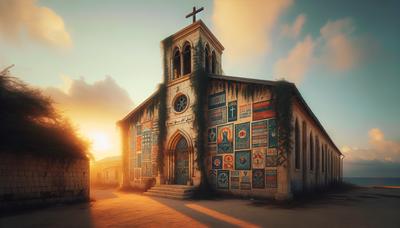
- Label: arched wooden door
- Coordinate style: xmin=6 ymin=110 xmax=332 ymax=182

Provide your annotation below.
xmin=174 ymin=137 xmax=189 ymax=185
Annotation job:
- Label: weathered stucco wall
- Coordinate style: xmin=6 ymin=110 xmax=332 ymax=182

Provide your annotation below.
xmin=0 ymin=153 xmax=89 ymax=210
xmin=290 ymin=100 xmax=342 ymax=193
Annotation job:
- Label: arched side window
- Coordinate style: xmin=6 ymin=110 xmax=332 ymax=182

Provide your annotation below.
xmin=183 ymin=42 xmax=191 ymax=75
xmin=322 ymin=145 xmax=326 ymax=172
xmin=205 ymin=45 xmax=210 ymax=73
xmin=302 ymin=121 xmax=307 ymax=170
xmin=316 ymin=137 xmax=320 ymax=171
xmin=173 ymin=47 xmax=181 ymax=79
xmin=211 ymin=51 xmax=217 ymax=74
xmin=310 ymin=133 xmax=314 ymax=171
xmin=295 ymin=119 xmax=300 ymax=169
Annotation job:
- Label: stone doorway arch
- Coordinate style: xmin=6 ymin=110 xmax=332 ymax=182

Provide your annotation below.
xmin=166 ymin=130 xmax=194 ymax=185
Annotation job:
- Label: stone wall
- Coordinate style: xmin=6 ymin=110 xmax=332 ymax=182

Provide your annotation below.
xmin=0 ymin=153 xmax=89 ymax=211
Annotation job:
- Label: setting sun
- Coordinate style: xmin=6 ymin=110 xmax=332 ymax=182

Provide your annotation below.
xmin=87 ymin=131 xmax=112 ymax=152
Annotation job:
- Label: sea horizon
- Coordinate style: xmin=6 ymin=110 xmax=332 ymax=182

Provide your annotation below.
xmin=344 ymin=177 xmax=400 ymax=187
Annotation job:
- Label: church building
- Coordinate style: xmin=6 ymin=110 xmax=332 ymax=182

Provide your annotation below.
xmin=118 ymin=12 xmax=343 ymax=200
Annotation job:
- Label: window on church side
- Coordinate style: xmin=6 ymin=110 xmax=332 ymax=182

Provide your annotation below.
xmin=183 ymin=42 xmax=191 ymax=75
xmin=295 ymin=119 xmax=300 ymax=169
xmin=302 ymin=121 xmax=307 ymax=170
xmin=211 ymin=50 xmax=217 ymax=74
xmin=205 ymin=45 xmax=210 ymax=73
xmin=316 ymin=137 xmax=320 ymax=171
xmin=173 ymin=48 xmax=181 ymax=79
xmin=310 ymin=133 xmax=314 ymax=171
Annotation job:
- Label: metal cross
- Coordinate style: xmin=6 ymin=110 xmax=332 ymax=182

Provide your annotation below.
xmin=185 ymin=6 xmax=204 ymax=23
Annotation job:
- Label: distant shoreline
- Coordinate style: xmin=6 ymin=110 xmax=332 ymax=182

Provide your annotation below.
xmin=344 ymin=177 xmax=400 ymax=187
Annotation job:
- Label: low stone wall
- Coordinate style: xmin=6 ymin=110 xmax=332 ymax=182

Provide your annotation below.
xmin=0 ymin=153 xmax=89 ymax=211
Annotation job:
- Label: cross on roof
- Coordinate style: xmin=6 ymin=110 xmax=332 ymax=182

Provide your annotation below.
xmin=185 ymin=6 xmax=204 ymax=24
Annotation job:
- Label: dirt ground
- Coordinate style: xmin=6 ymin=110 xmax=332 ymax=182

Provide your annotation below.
xmin=1 ymin=186 xmax=400 ymax=228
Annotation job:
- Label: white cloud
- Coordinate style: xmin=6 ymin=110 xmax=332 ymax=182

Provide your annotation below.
xmin=319 ymin=18 xmax=362 ymax=71
xmin=273 ymin=36 xmax=315 ymax=83
xmin=212 ymin=0 xmax=293 ymax=62
xmin=342 ymin=128 xmax=400 ymax=163
xmin=0 ymin=0 xmax=72 ymax=48
xmin=281 ymin=14 xmax=306 ymax=38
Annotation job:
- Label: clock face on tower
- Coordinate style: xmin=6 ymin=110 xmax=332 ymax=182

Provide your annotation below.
xmin=173 ymin=94 xmax=188 ymax=113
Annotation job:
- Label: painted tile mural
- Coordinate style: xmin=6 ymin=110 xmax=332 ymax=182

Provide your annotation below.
xmin=235 ymin=150 xmax=251 ymax=170
xmin=212 ymin=156 xmax=223 ymax=169
xmin=209 ymin=106 xmax=227 ymax=126
xmin=268 ymin=118 xmax=278 ymax=148
xmin=266 ymin=169 xmax=278 ymax=188
xmin=227 ymin=101 xmax=238 ymax=122
xmin=223 ymin=154 xmax=234 ymax=170
xmin=208 ymin=91 xmax=226 ymax=109
xmin=230 ymin=170 xmax=240 ymax=189
xmin=209 ymin=170 xmax=216 ymax=187
xmin=208 ymin=128 xmax=217 ymax=143
xmin=217 ymin=124 xmax=234 ymax=154
xmin=217 ymin=170 xmax=229 ymax=189
xmin=252 ymin=120 xmax=268 ymax=148
xmin=253 ymin=100 xmax=275 ymax=121
xmin=252 ymin=148 xmax=265 ymax=169
xmin=252 ymin=169 xmax=265 ymax=189
xmin=239 ymin=104 xmax=251 ymax=119
xmin=239 ymin=171 xmax=251 ymax=190
xmin=235 ymin=122 xmax=250 ymax=150
xmin=266 ymin=148 xmax=278 ymax=167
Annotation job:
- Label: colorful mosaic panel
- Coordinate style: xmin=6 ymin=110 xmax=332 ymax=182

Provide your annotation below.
xmin=266 ymin=148 xmax=278 ymax=167
xmin=217 ymin=170 xmax=230 ymax=189
xmin=235 ymin=122 xmax=250 ymax=150
xmin=235 ymin=150 xmax=251 ymax=170
xmin=209 ymin=91 xmax=226 ymax=109
xmin=142 ymin=162 xmax=152 ymax=177
xmin=223 ymin=154 xmax=234 ymax=170
xmin=136 ymin=123 xmax=142 ymax=135
xmin=209 ymin=170 xmax=216 ymax=187
xmin=240 ymin=171 xmax=251 ymax=190
xmin=142 ymin=130 xmax=152 ymax=162
xmin=136 ymin=136 xmax=142 ymax=151
xmin=252 ymin=148 xmax=266 ymax=169
xmin=266 ymin=169 xmax=278 ymax=188
xmin=230 ymin=171 xmax=240 ymax=189
xmin=136 ymin=153 xmax=141 ymax=168
xmin=217 ymin=124 xmax=234 ymax=154
xmin=268 ymin=118 xmax=278 ymax=148
xmin=134 ymin=168 xmax=141 ymax=179
xmin=251 ymin=120 xmax=268 ymax=148
xmin=227 ymin=101 xmax=238 ymax=122
xmin=209 ymin=106 xmax=227 ymax=126
xmin=208 ymin=128 xmax=217 ymax=143
xmin=253 ymin=100 xmax=275 ymax=121
xmin=252 ymin=169 xmax=265 ymax=189
xmin=212 ymin=156 xmax=223 ymax=169
xmin=239 ymin=104 xmax=251 ymax=119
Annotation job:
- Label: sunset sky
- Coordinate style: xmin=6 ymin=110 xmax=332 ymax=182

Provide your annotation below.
xmin=0 ymin=0 xmax=399 ymax=177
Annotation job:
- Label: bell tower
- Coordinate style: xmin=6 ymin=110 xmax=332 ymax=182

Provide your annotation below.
xmin=160 ymin=7 xmax=224 ymax=186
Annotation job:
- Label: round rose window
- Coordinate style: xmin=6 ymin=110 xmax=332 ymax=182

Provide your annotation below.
xmin=174 ymin=94 xmax=188 ymax=112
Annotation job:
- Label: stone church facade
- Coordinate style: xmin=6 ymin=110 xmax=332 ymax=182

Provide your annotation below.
xmin=118 ymin=21 xmax=343 ymax=200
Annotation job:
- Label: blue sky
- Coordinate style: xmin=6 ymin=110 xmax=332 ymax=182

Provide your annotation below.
xmin=0 ymin=0 xmax=399 ymax=176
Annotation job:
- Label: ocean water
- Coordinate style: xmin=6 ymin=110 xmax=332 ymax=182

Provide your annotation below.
xmin=344 ymin=177 xmax=400 ymax=187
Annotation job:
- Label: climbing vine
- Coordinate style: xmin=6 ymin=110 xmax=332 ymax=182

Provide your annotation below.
xmin=190 ymin=37 xmax=211 ymax=191
xmin=156 ymin=36 xmax=173 ymax=175
xmin=272 ymin=81 xmax=294 ymax=166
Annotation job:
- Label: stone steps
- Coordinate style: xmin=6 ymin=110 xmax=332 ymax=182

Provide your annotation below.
xmin=144 ymin=185 xmax=196 ymax=200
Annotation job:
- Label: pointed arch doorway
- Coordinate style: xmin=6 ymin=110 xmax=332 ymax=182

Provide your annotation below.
xmin=166 ymin=131 xmax=194 ymax=185
xmin=174 ymin=137 xmax=189 ymax=185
